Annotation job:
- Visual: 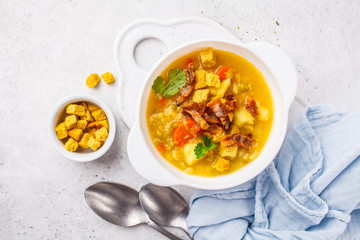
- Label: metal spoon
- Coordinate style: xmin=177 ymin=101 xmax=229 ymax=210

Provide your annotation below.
xmin=84 ymin=182 xmax=184 ymax=240
xmin=139 ymin=184 xmax=193 ymax=239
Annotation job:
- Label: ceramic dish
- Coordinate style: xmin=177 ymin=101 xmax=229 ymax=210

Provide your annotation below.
xmin=49 ymin=94 xmax=116 ymax=162
xmin=127 ymin=39 xmax=297 ymax=189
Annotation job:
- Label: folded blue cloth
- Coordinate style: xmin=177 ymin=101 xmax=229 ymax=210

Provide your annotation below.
xmin=187 ymin=105 xmax=360 ymax=240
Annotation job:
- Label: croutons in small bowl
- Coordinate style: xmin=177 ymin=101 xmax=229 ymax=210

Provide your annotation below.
xmin=49 ymin=94 xmax=116 ymax=162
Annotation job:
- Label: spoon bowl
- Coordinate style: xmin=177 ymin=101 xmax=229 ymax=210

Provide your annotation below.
xmin=139 ymin=184 xmax=191 ymax=238
xmin=85 ymin=182 xmax=147 ymax=227
xmin=85 ymin=182 xmax=184 ymax=240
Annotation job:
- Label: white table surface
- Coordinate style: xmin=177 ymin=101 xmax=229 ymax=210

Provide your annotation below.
xmin=1 ymin=0 xmax=359 ymax=239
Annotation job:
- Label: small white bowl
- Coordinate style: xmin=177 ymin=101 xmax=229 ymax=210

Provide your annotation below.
xmin=49 ymin=94 xmax=116 ymax=162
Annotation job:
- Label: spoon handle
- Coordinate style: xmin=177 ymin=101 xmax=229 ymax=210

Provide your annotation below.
xmin=146 ymin=219 xmax=185 ymax=240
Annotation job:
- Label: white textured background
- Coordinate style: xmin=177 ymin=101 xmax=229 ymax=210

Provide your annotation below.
xmin=1 ymin=0 xmax=359 ymax=239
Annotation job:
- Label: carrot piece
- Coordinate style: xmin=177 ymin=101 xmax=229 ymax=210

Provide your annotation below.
xmin=159 ymin=97 xmax=166 ymax=107
xmin=186 ymin=58 xmax=194 ymax=68
xmin=183 ymin=118 xmax=195 ymax=129
xmin=173 ymin=125 xmax=193 ymax=146
xmin=216 ymin=65 xmax=229 ymax=81
xmin=157 ymin=143 xmax=166 ymax=153
xmin=173 ymin=118 xmax=198 ymax=146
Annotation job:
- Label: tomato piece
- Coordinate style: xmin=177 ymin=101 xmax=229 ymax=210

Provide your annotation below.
xmin=157 ymin=143 xmax=166 ymax=153
xmin=186 ymin=58 xmax=194 ymax=68
xmin=159 ymin=97 xmax=166 ymax=107
xmin=215 ymin=65 xmax=229 ymax=81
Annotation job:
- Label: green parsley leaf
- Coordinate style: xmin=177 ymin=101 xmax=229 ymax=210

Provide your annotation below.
xmin=151 ymin=68 xmax=187 ymax=98
xmin=194 ymin=136 xmax=216 ymax=159
xmin=152 ymin=76 xmax=166 ymax=95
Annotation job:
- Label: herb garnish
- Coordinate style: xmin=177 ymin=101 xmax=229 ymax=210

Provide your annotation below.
xmin=194 ymin=136 xmax=216 ymax=159
xmin=152 ymin=68 xmax=187 ymax=98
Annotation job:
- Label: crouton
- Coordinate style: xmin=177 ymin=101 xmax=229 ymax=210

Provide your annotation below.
xmin=87 ymin=104 xmax=100 ymax=112
xmin=88 ymin=128 xmax=96 ymax=137
xmin=91 ymin=109 xmax=107 ymax=121
xmin=97 ymin=120 xmax=109 ymax=131
xmin=194 ymin=69 xmax=207 ymax=89
xmin=212 ymin=157 xmax=230 ymax=172
xmin=101 ymin=72 xmax=115 ymax=84
xmin=199 ymin=48 xmax=216 ymax=68
xmin=76 ymin=120 xmax=88 ymax=130
xmin=81 ymin=110 xmax=94 ymax=122
xmin=65 ymin=115 xmax=77 ymax=130
xmin=87 ymin=120 xmax=109 ymax=131
xmin=229 ymin=125 xmax=240 ymax=135
xmin=95 ymin=127 xmax=108 ymax=141
xmin=88 ymin=136 xmax=102 ymax=151
xmin=212 ymin=130 xmax=225 ymax=143
xmin=66 ymin=104 xmax=86 ymax=117
xmin=86 ymin=73 xmax=101 ymax=88
xmin=220 ymin=146 xmax=238 ymax=158
xmin=192 ymin=89 xmax=209 ymax=103
xmin=79 ymin=133 xmax=91 ymax=148
xmin=55 ymin=122 xmax=68 ymax=139
xmin=64 ymin=138 xmax=79 ymax=152
xmin=205 ymin=73 xmax=220 ymax=88
xmin=80 ymin=102 xmax=88 ymax=109
xmin=234 ymin=108 xmax=254 ymax=127
xmin=68 ymin=128 xmax=83 ymax=141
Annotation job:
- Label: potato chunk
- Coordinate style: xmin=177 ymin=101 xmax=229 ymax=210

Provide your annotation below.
xmin=66 ymin=104 xmax=85 ymax=117
xmin=192 ymin=89 xmax=209 ymax=103
xmin=234 ymin=108 xmax=254 ymax=127
xmin=211 ymin=157 xmax=229 ymax=172
xmin=65 ymin=115 xmax=77 ymax=130
xmin=64 ymin=138 xmax=79 ymax=152
xmin=183 ymin=142 xmax=200 ymax=166
xmin=101 ymin=72 xmax=115 ymax=84
xmin=258 ymin=105 xmax=269 ymax=121
xmin=205 ymin=73 xmax=220 ymax=88
xmin=55 ymin=122 xmax=68 ymax=139
xmin=199 ymin=48 xmax=216 ymax=68
xmin=86 ymin=73 xmax=101 ymax=88
xmin=210 ymin=78 xmax=231 ymax=97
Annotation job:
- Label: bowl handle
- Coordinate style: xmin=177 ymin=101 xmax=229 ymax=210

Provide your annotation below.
xmin=245 ymin=42 xmax=297 ymax=109
xmin=127 ymin=121 xmax=181 ymax=186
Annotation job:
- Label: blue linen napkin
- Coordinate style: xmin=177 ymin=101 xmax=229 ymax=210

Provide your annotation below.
xmin=186 ymin=105 xmax=360 ymax=240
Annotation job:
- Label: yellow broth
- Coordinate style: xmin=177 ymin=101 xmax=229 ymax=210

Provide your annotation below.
xmin=146 ymin=48 xmax=274 ymax=177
